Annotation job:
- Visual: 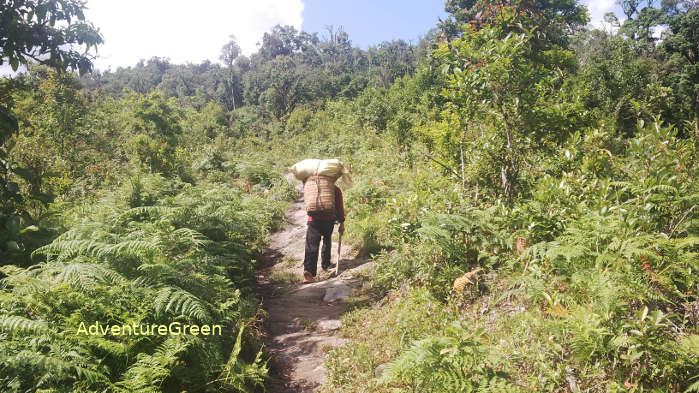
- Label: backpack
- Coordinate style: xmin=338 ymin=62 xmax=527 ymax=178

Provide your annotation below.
xmin=304 ymin=174 xmax=335 ymax=216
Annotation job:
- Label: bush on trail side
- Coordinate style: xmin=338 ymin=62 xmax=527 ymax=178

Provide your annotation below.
xmin=0 ymin=174 xmax=288 ymax=392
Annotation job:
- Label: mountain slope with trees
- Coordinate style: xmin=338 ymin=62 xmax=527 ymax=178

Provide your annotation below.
xmin=1 ymin=0 xmax=697 ymax=391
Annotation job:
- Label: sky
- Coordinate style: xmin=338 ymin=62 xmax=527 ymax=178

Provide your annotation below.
xmin=83 ymin=0 xmax=305 ymax=70
xmin=301 ymin=0 xmax=448 ymax=48
xmin=1 ymin=0 xmax=624 ymax=74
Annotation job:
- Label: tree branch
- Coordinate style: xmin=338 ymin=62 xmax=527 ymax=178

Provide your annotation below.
xmin=423 ymin=152 xmax=464 ymax=183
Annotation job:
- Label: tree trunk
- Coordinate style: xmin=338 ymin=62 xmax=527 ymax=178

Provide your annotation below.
xmin=459 ymin=138 xmax=465 ymax=191
xmin=501 ymin=164 xmax=513 ymax=201
xmin=500 ymin=108 xmax=516 ymax=202
xmin=231 ymin=80 xmax=236 ymax=111
xmin=501 ymin=149 xmax=514 ymax=202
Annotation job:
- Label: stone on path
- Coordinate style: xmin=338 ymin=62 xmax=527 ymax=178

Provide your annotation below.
xmin=323 ymin=283 xmax=352 ymax=302
xmin=317 ymin=319 xmax=342 ymax=331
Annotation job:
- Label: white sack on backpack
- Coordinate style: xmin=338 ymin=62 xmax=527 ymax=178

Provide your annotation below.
xmin=289 ymin=159 xmax=352 ymax=186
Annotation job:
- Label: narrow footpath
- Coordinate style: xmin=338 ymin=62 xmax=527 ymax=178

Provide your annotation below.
xmin=256 ymin=177 xmax=370 ymax=392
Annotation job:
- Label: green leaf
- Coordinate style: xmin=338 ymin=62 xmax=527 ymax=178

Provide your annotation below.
xmin=5 ymin=241 xmax=20 ymax=251
xmin=640 ymin=306 xmax=649 ymax=321
xmin=19 ymin=225 xmax=39 ymax=234
xmin=685 ymin=379 xmax=699 ymax=393
xmin=9 ymin=57 xmax=18 ymax=71
xmin=5 ymin=182 xmax=19 ymax=194
xmin=0 ymin=105 xmax=19 ymax=144
xmin=624 ymin=351 xmax=644 ymax=362
xmin=35 ymin=192 xmax=54 ymax=205
xmin=11 ymin=167 xmax=35 ymax=183
xmin=5 ymin=216 xmax=21 ymax=234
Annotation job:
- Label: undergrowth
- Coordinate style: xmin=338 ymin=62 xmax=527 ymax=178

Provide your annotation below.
xmin=0 ymin=173 xmax=291 ymax=392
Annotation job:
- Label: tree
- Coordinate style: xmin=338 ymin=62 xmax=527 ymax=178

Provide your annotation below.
xmin=440 ymin=0 xmax=479 ymax=39
xmin=619 ymin=6 xmax=668 ymax=52
xmin=220 ymin=35 xmax=241 ymax=110
xmin=123 ymin=91 xmax=184 ymax=177
xmin=128 ymin=57 xmax=171 ymax=94
xmin=0 ymin=0 xmax=102 ymax=74
xmin=618 ymin=0 xmax=644 ymax=19
xmin=367 ymin=40 xmax=416 ymax=88
xmin=570 ymin=29 xmax=656 ymax=117
xmin=256 ymin=25 xmax=319 ymax=62
xmin=603 ymin=11 xmax=621 ymax=31
xmin=2 ymin=0 xmax=102 ymax=139
xmin=660 ymin=0 xmax=694 ymax=16
xmin=14 ymin=67 xmax=89 ymax=181
xmin=440 ymin=0 xmax=588 ymax=46
xmin=318 ymin=25 xmax=352 ymax=69
xmin=432 ymin=1 xmax=584 ymax=200
xmin=1 ymin=0 xmax=102 ymax=264
xmin=257 ymin=56 xmax=310 ymax=119
xmin=660 ymin=8 xmax=699 ymax=134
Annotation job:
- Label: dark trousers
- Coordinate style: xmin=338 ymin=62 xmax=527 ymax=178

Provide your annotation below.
xmin=303 ymin=220 xmax=334 ymax=276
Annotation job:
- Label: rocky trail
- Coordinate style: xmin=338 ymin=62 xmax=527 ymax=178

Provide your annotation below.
xmin=256 ymin=178 xmax=370 ymax=392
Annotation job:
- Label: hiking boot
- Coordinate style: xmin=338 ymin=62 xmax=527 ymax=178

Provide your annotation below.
xmin=303 ymin=271 xmax=314 ymax=283
xmin=322 ymin=263 xmax=337 ymax=271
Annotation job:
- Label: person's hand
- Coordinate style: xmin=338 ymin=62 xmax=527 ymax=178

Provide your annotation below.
xmin=339 ymin=222 xmax=345 ymax=234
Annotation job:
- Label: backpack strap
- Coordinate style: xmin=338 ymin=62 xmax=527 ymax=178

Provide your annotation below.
xmin=314 ymin=161 xmax=321 ymax=209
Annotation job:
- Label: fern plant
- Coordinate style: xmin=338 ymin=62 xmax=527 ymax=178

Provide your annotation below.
xmin=379 ymin=327 xmax=524 ymax=393
xmin=0 ymin=176 xmax=286 ymax=392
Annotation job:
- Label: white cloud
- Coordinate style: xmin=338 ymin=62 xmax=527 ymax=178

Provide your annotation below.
xmin=84 ymin=0 xmax=304 ymax=70
xmin=584 ymin=0 xmax=625 ymax=29
xmin=0 ymin=63 xmax=18 ymax=76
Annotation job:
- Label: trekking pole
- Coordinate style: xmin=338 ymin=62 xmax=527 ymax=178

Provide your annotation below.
xmin=335 ymin=231 xmax=342 ymax=276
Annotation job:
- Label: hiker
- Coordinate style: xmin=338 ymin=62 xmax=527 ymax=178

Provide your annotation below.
xmin=303 ymin=183 xmax=344 ymax=283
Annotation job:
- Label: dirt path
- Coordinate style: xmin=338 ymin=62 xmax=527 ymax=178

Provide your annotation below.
xmin=256 ymin=178 xmax=369 ymax=392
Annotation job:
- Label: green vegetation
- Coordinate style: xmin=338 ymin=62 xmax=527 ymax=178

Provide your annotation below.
xmin=269 ymin=270 xmax=301 ymax=284
xmin=1 ymin=176 xmax=287 ymax=391
xmin=0 ymin=0 xmax=102 ymax=74
xmin=1 ymin=0 xmax=698 ymax=391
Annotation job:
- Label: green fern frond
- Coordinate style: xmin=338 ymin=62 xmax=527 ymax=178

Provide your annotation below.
xmin=379 ymin=333 xmax=523 ymax=392
xmin=0 ymin=270 xmax=52 ymax=293
xmin=609 ymin=181 xmax=634 ymax=191
xmin=33 ymin=240 xmax=113 ymax=259
xmin=51 ymin=226 xmax=114 ymax=243
xmin=545 ymin=242 xmax=590 ymax=263
xmin=677 ymin=237 xmax=699 ymax=249
xmin=53 ymin=262 xmax=125 ymax=289
xmin=114 ymin=205 xmax=177 ymax=224
xmin=7 ymin=350 xmax=108 ymax=384
xmin=80 ymin=335 xmax=130 ymax=357
xmin=217 ymin=325 xmax=267 ymax=390
xmin=153 ymin=286 xmax=211 ymax=322
xmin=646 ymin=184 xmax=678 ymax=194
xmin=106 ymin=240 xmax=160 ymax=256
xmin=171 ymin=227 xmax=212 ymax=248
xmin=0 ymin=315 xmax=49 ymax=334
xmin=135 ymin=262 xmax=211 ymax=297
xmin=117 ymin=336 xmax=190 ymax=391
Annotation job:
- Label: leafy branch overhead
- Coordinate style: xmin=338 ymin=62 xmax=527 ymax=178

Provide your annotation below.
xmin=0 ymin=0 xmax=103 ymax=75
